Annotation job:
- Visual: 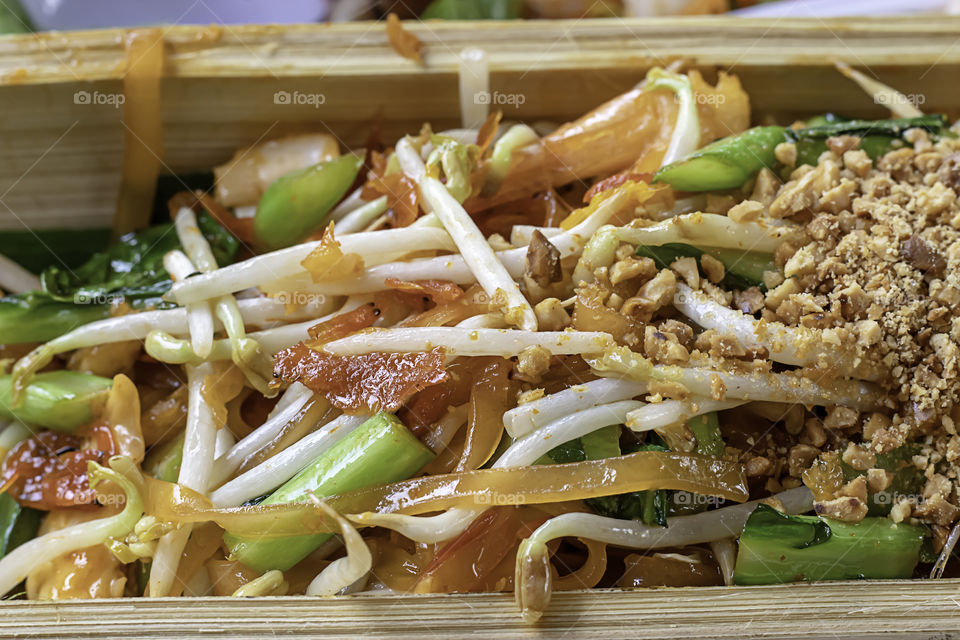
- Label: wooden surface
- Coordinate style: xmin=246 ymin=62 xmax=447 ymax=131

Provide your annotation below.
xmin=1 ymin=581 xmax=960 ymax=639
xmin=2 ymin=17 xmax=960 ymax=230
xmin=3 ymin=19 xmax=960 ymax=635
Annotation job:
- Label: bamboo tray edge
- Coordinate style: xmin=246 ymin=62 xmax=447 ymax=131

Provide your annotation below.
xmin=2 ymin=581 xmax=960 ymax=639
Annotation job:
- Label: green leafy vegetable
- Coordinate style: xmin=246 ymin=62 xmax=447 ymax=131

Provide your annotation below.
xmin=253 ymin=152 xmax=365 ymax=251
xmin=0 ymin=493 xmax=41 ymax=560
xmin=653 ymin=126 xmax=786 ymax=191
xmin=636 ymin=243 xmax=776 ymax=290
xmin=0 ymin=371 xmax=112 ymax=432
xmin=733 ymin=504 xmax=927 ymax=585
xmin=0 ymin=212 xmax=237 ymax=345
xmin=788 ymin=115 xmax=950 ymax=167
xmin=584 ymin=441 xmax=671 ymax=526
xmin=688 ymin=412 xmax=725 ymax=458
xmin=0 ymin=228 xmax=110 ymax=275
xmin=580 ymin=425 xmax=621 ymax=461
xmin=223 ymin=412 xmax=434 ymax=572
xmin=832 ymin=444 xmax=924 ymax=517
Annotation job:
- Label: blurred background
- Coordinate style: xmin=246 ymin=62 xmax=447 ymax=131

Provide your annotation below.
xmin=1 ymin=0 xmax=958 ymax=31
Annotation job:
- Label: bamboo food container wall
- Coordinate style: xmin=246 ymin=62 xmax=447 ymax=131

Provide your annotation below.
xmin=1 ymin=16 xmax=960 ymax=639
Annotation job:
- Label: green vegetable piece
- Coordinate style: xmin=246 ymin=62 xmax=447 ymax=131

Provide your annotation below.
xmin=0 ymin=295 xmax=112 ymax=344
xmin=789 ymin=114 xmax=948 ymax=142
xmin=144 ymin=430 xmax=185 ymax=483
xmin=689 ymin=412 xmax=724 ymax=458
xmin=543 ymin=438 xmax=586 ymax=465
xmin=733 ymin=504 xmax=927 ymax=585
xmin=833 ymin=444 xmax=923 ymax=517
xmin=0 ymin=371 xmax=112 ymax=432
xmin=0 ymin=212 xmax=237 ymax=345
xmin=804 ymin=113 xmax=849 ymax=127
xmin=788 ymin=115 xmax=949 ymax=167
xmin=653 ymin=126 xmax=787 ymax=191
xmin=585 ymin=442 xmax=670 ymax=526
xmin=580 ymin=425 xmax=621 ymax=461
xmin=636 ymin=243 xmax=775 ymax=290
xmin=0 ymin=0 xmax=32 ymax=34
xmin=253 ymin=152 xmax=365 ymax=251
xmin=421 ymin=0 xmax=523 ymax=20
xmin=224 ymin=412 xmax=434 ymax=572
xmin=0 ymin=493 xmax=41 ymax=559
xmin=0 ymin=228 xmax=110 ymax=274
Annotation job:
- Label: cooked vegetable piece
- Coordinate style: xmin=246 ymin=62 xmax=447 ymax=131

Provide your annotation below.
xmin=652 ymin=126 xmax=786 ymax=191
xmin=654 ymin=116 xmax=948 ymax=191
xmin=0 ymin=212 xmax=237 ymax=345
xmin=0 ymin=296 xmax=112 ymax=345
xmin=253 ymin=152 xmax=365 ymax=251
xmin=143 ymin=430 xmax=185 ymax=483
xmin=583 ymin=442 xmax=670 ymax=526
xmin=0 ymin=371 xmax=112 ymax=432
xmin=223 ymin=412 xmax=434 ymax=572
xmin=733 ymin=504 xmax=927 ymax=585
xmin=788 ymin=114 xmax=949 ymax=166
xmin=688 ymin=412 xmax=724 ymax=458
xmin=580 ymin=425 xmax=621 ymax=461
xmin=0 ymin=228 xmax=110 ymax=274
xmin=636 ymin=243 xmax=776 ymax=290
xmin=0 ymin=493 xmax=41 ymax=560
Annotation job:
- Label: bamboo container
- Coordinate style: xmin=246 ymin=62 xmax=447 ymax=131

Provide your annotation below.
xmin=1 ymin=16 xmax=959 ymax=638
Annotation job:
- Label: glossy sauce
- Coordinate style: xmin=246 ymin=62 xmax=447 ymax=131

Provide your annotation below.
xmin=0 ymin=426 xmax=115 ymax=510
xmin=274 ymin=343 xmax=448 ymax=413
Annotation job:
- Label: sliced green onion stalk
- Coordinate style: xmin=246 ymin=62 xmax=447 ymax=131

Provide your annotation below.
xmin=0 ymin=371 xmax=112 ymax=432
xmin=653 ymin=126 xmax=786 ymax=192
xmin=733 ymin=504 xmax=927 ymax=585
xmin=143 ymin=430 xmax=185 ymax=483
xmin=644 ymin=67 xmax=700 ymax=166
xmin=253 ymin=152 xmax=365 ymax=251
xmin=636 ymin=243 xmax=776 ymax=290
xmin=223 ymin=413 xmax=434 ymax=573
xmin=0 ymin=493 xmax=42 ymax=560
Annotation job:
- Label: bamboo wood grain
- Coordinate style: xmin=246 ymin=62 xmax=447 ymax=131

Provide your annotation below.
xmin=1 ymin=581 xmax=959 ymax=639
xmin=1 ymin=16 xmax=960 ymax=638
xmin=1 ymin=18 xmax=960 ymax=230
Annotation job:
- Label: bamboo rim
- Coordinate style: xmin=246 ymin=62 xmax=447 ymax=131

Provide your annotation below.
xmin=1 ymin=580 xmax=959 ymax=639
xmin=1 ymin=16 xmax=960 ymax=84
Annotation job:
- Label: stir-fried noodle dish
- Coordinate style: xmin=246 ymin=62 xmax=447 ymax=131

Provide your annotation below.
xmin=1 ymin=62 xmax=959 ymax=619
